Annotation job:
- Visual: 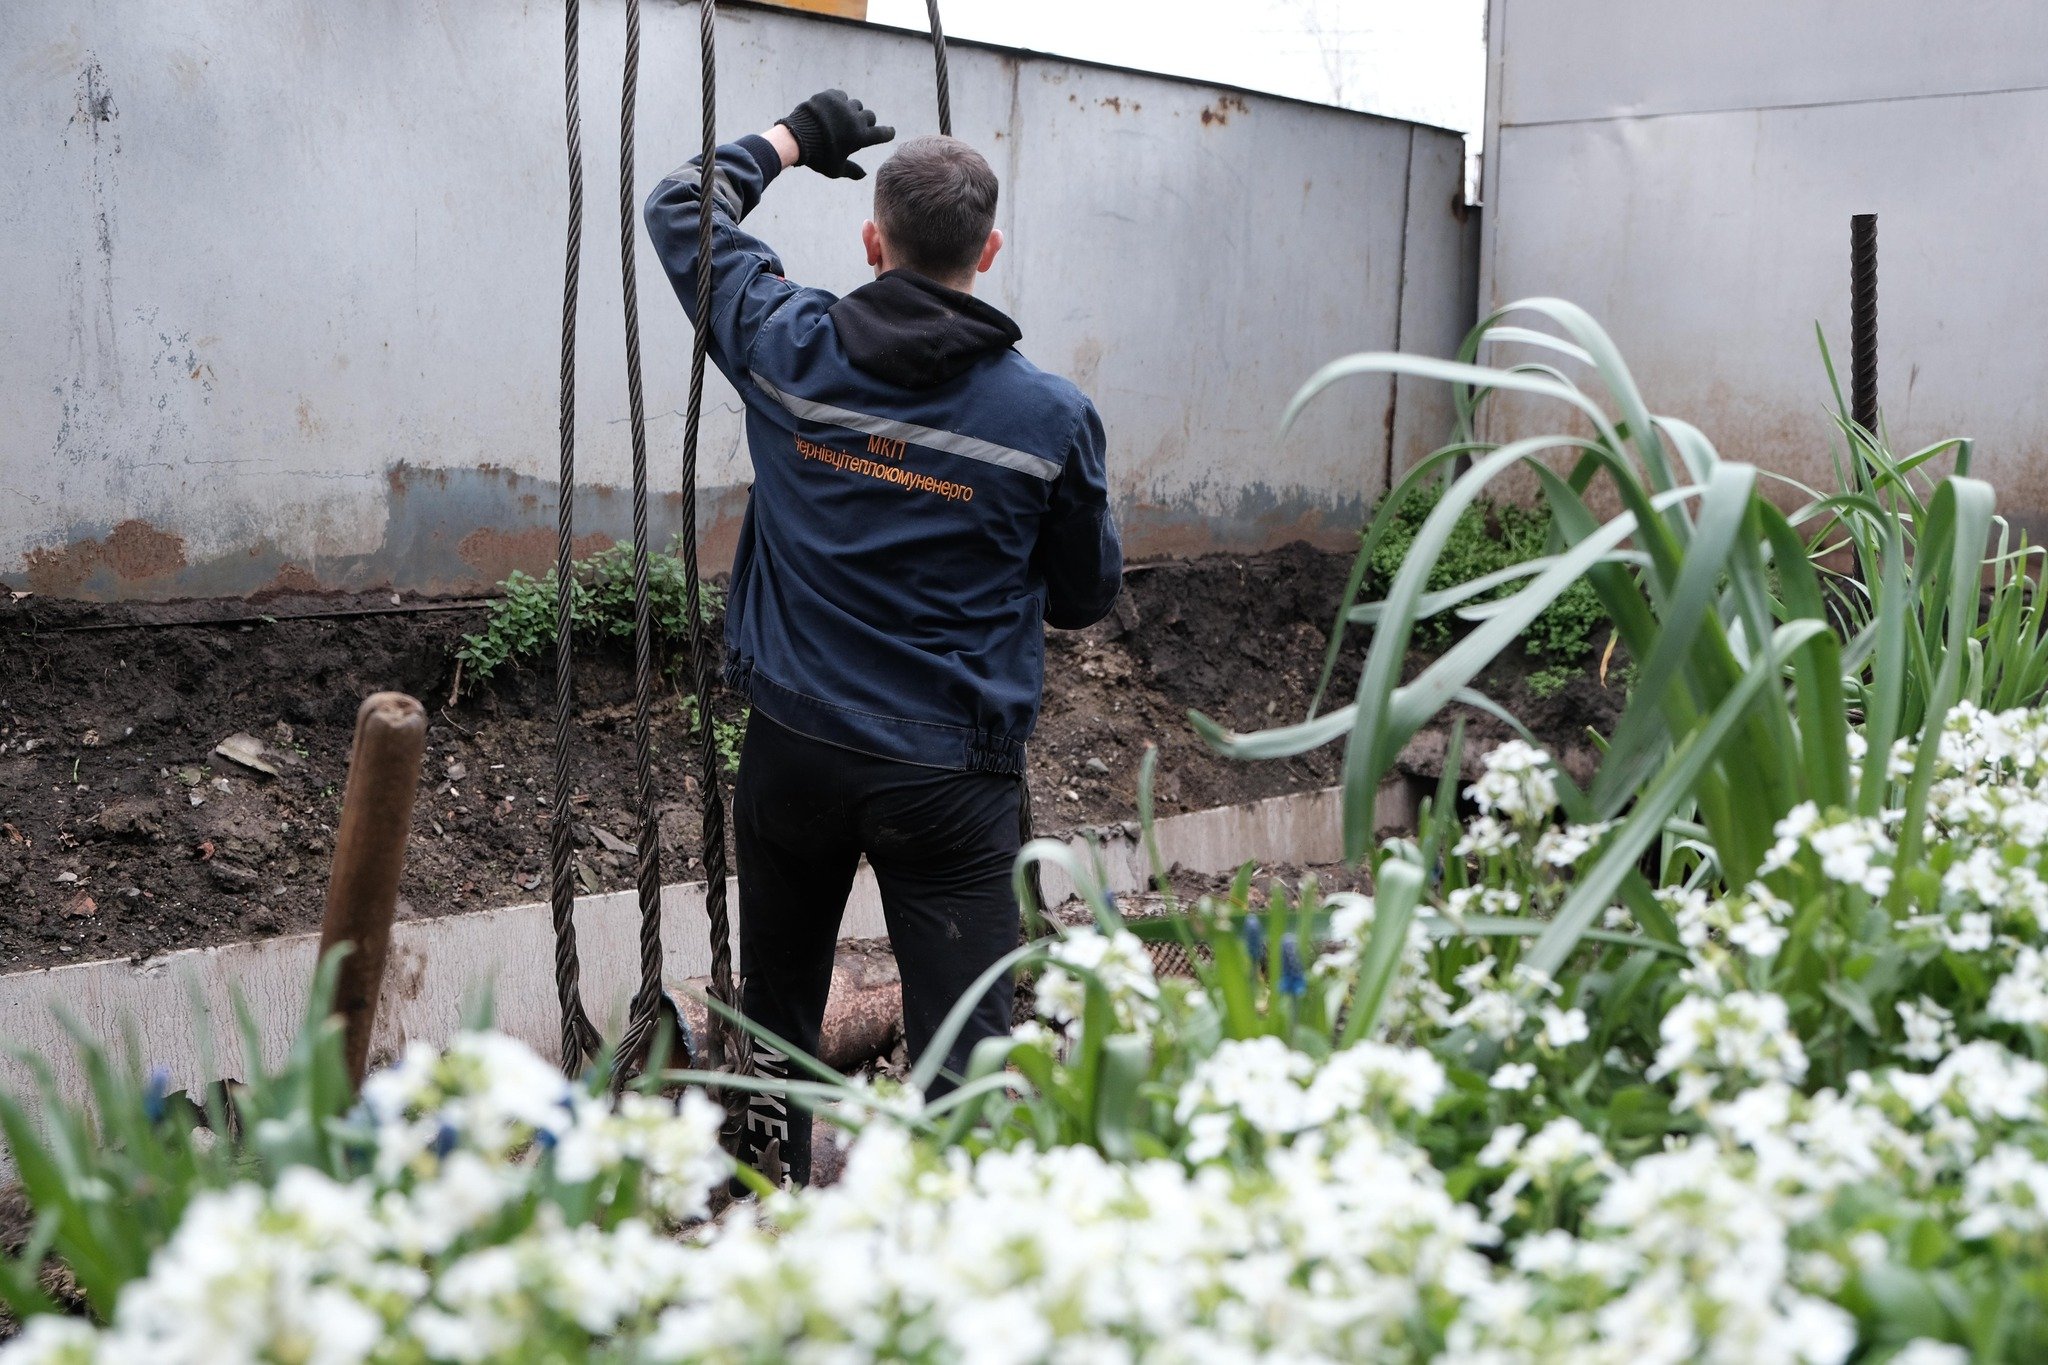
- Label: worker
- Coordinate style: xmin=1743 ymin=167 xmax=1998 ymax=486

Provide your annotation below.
xmin=644 ymin=89 xmax=1122 ymax=1184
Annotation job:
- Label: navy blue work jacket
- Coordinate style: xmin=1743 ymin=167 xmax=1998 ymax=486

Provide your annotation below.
xmin=645 ymin=136 xmax=1122 ymax=775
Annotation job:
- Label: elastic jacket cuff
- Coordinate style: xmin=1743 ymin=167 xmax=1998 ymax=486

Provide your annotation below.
xmin=736 ymin=133 xmax=785 ymax=189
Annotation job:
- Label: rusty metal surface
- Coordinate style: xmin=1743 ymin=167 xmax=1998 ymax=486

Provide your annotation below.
xmin=1 ymin=2 xmax=1472 ymax=601
xmin=1479 ymin=1 xmax=2048 ymax=519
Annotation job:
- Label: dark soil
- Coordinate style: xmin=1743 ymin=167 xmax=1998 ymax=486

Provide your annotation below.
xmin=0 ymin=543 xmax=1617 ymax=973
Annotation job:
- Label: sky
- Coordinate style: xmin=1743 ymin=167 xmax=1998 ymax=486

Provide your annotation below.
xmin=865 ymin=0 xmax=1487 ymax=145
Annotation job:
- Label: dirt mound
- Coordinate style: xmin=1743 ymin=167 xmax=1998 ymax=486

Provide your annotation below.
xmin=0 ymin=544 xmax=1616 ymax=973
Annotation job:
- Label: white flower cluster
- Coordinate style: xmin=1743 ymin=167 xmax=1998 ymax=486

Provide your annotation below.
xmin=1758 ymin=801 xmax=1895 ymax=898
xmin=1173 ymin=1033 xmax=1445 ymax=1160
xmin=1312 ymin=892 xmax=1449 ymax=1033
xmin=35 ymin=705 xmax=2048 ymax=1362
xmin=1651 ymin=990 xmax=1810 ymax=1111
xmin=1031 ymin=926 xmax=1161 ymax=1039
xmin=1467 ymin=739 xmax=1560 ymax=823
xmin=4 ymin=1032 xmax=729 ymax=1365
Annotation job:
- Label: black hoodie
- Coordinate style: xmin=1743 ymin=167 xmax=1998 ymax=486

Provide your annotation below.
xmin=828 ymin=269 xmax=1025 ymax=389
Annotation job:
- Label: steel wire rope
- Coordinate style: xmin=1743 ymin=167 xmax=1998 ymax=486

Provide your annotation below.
xmin=610 ymin=0 xmax=678 ymax=1080
xmin=924 ymin=0 xmax=952 ymax=135
xmin=549 ymin=0 xmax=604 ymax=1076
xmin=674 ymin=0 xmax=747 ymax=1078
xmin=552 ymin=0 xmax=991 ymax=1092
xmin=917 ymin=0 xmax=1047 ymax=924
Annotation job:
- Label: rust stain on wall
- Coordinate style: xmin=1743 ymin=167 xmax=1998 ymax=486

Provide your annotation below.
xmin=22 ymin=518 xmax=188 ymax=594
xmin=1120 ymin=485 xmax=1363 ymax=563
xmin=11 ymin=462 xmax=1367 ymax=602
xmin=457 ymin=527 xmax=611 ymax=581
xmin=1200 ymin=94 xmax=1248 ymax=128
xmin=264 ymin=563 xmax=323 ymax=594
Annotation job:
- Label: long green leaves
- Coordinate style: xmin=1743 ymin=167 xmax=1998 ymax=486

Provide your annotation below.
xmin=1200 ymin=300 xmax=2013 ymax=977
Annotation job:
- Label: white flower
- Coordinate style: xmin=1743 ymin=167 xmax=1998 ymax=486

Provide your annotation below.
xmin=1891 ymin=1340 xmax=1972 ymax=1365
xmin=1988 ymin=946 xmax=2048 ymax=1029
xmin=1896 ymin=996 xmax=1956 ymax=1064
xmin=1956 ymin=1143 xmax=2048 ymax=1240
xmin=1467 ymin=739 xmax=1560 ymax=822
xmin=1035 ymin=927 xmax=1160 ymax=1038
xmin=1536 ymin=821 xmax=1612 ymax=868
xmin=1455 ymin=814 xmax=1520 ymax=858
xmin=1490 ymin=1062 xmax=1536 ymax=1091
xmin=1650 ymin=991 xmax=1808 ymax=1108
xmin=1477 ymin=1123 xmax=1526 ymax=1168
xmin=1540 ymin=1005 xmax=1590 ymax=1050
xmin=1943 ymin=911 xmax=1995 ymax=953
xmin=1760 ymin=802 xmax=1895 ymax=897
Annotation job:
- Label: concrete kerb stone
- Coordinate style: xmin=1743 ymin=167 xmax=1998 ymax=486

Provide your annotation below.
xmin=0 ymin=779 xmax=1419 ymax=1130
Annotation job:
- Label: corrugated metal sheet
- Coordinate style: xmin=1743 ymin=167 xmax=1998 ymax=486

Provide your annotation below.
xmin=1 ymin=0 xmax=1474 ymax=600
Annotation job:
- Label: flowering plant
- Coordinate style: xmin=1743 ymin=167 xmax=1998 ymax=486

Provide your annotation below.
xmin=11 ymin=306 xmax=2048 ymax=1360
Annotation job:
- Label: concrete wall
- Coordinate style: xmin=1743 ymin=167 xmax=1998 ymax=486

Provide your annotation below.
xmin=1479 ymin=1 xmax=2048 ymax=527
xmin=1 ymin=0 xmax=1474 ymax=601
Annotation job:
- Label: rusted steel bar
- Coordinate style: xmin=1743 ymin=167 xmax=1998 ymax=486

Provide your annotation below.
xmin=1851 ymin=213 xmax=1878 ymax=434
xmin=317 ymin=691 xmax=428 ymax=1088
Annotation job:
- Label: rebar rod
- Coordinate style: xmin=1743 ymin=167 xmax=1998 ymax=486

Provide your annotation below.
xmin=1851 ymin=213 xmax=1878 ymax=435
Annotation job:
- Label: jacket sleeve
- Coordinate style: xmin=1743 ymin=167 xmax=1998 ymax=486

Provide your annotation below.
xmin=1038 ymin=402 xmax=1125 ymax=629
xmin=643 ymin=135 xmax=802 ymax=383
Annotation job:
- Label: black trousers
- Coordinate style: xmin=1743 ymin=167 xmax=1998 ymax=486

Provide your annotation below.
xmin=732 ymin=711 xmax=1023 ymax=1185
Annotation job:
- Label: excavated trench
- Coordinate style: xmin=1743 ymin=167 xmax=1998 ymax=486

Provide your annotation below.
xmin=0 ymin=543 xmax=1618 ymax=975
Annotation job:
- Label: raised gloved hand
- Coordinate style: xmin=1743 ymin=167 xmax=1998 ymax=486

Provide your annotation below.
xmin=777 ymin=89 xmax=895 ymax=180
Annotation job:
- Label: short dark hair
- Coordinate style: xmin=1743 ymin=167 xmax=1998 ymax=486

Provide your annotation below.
xmin=873 ymin=135 xmax=998 ymax=280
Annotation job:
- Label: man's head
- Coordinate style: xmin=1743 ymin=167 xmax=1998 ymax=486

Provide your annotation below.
xmin=863 ymin=135 xmax=1004 ymax=292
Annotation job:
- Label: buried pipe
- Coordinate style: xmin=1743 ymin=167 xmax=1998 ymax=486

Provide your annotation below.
xmin=676 ymin=944 xmax=903 ymax=1072
xmin=317 ymin=692 xmax=429 ymax=1089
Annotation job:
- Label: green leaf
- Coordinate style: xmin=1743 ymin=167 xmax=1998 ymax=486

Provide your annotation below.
xmin=1525 ymin=621 xmax=1829 ymax=980
xmin=1338 ymin=861 xmax=1423 ymax=1046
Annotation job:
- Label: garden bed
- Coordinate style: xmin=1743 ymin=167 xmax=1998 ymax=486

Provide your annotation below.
xmin=0 ymin=543 xmax=1617 ymax=972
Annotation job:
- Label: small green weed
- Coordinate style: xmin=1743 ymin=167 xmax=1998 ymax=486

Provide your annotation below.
xmin=1363 ymin=483 xmax=1603 ymax=674
xmin=457 ymin=540 xmax=725 ymax=685
xmin=677 ymin=694 xmax=747 ymax=776
xmin=1525 ymin=664 xmax=1582 ymax=700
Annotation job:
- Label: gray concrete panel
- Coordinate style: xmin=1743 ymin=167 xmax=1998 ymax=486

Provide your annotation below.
xmin=2 ymin=1 xmax=1470 ymax=599
xmin=1495 ymin=0 xmax=2048 ymax=126
xmin=1480 ymin=1 xmax=2048 ymax=530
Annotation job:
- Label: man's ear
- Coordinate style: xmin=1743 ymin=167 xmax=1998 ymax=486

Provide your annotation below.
xmin=976 ymin=227 xmax=1004 ymax=274
xmin=862 ymin=220 xmax=885 ymax=272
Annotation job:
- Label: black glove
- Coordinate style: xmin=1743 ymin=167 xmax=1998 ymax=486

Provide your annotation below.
xmin=777 ymin=89 xmax=895 ymax=180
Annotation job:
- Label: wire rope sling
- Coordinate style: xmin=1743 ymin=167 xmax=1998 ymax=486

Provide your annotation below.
xmin=545 ymin=0 xmax=986 ymax=1100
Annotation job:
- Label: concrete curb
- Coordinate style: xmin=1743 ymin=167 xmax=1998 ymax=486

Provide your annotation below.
xmin=0 ymin=778 xmax=1415 ymax=1118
